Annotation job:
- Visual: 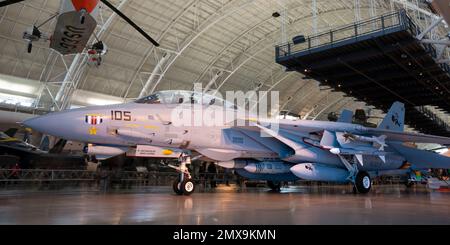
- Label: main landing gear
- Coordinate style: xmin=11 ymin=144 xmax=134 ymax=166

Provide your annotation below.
xmin=353 ymin=171 xmax=371 ymax=194
xmin=172 ymin=153 xmax=195 ymax=196
xmin=339 ymin=156 xmax=372 ymax=194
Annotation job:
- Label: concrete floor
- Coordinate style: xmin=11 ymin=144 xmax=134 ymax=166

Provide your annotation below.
xmin=0 ymin=185 xmax=449 ymax=225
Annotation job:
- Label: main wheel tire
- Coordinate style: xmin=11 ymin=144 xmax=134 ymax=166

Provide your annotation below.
xmin=355 ymin=171 xmax=371 ymax=194
xmin=172 ymin=179 xmax=183 ymax=195
xmin=267 ymin=181 xmax=281 ymax=191
xmin=180 ymin=179 xmax=195 ymax=196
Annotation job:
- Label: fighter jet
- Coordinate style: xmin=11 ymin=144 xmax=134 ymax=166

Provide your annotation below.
xmin=23 ymin=90 xmax=450 ymax=195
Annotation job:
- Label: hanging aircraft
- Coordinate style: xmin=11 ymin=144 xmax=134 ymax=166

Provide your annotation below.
xmin=0 ymin=0 xmax=159 ymax=58
xmin=22 ymin=90 xmax=450 ymax=195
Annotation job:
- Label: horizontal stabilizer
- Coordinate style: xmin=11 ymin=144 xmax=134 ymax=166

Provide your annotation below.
xmin=390 ymin=143 xmax=450 ymax=169
xmin=368 ymin=129 xmax=450 ymax=145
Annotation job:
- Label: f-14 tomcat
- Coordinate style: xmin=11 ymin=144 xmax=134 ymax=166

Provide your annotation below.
xmin=23 ymin=90 xmax=450 ymax=195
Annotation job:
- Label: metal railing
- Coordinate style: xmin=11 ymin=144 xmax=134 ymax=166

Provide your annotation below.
xmin=0 ymin=168 xmax=414 ymax=192
xmin=0 ymin=169 xmax=239 ymax=189
xmin=276 ymin=10 xmax=408 ymax=59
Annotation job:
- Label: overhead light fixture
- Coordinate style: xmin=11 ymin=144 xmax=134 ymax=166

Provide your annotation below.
xmin=86 ymin=98 xmax=123 ymax=106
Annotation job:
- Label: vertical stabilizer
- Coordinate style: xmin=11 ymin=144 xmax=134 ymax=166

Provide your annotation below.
xmin=378 ymin=102 xmax=405 ymax=132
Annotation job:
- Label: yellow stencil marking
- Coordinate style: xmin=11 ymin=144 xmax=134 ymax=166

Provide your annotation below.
xmin=162 ymin=149 xmax=173 ymax=155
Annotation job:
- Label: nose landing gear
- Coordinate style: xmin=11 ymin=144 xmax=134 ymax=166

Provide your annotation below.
xmin=171 ymin=153 xmax=195 ymax=196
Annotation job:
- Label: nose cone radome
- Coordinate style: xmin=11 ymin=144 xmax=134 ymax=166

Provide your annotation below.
xmin=23 ymin=116 xmax=50 ymax=133
xmin=22 ymin=112 xmax=74 ymax=137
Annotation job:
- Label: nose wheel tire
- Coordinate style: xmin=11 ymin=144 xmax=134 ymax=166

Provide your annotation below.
xmin=173 ymin=178 xmax=195 ymax=195
xmin=180 ymin=179 xmax=195 ymax=196
xmin=354 ymin=171 xmax=371 ymax=194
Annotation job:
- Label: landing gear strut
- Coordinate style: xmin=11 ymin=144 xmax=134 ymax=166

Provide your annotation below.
xmin=171 ymin=153 xmax=195 ymax=196
xmin=339 ymin=156 xmax=372 ymax=194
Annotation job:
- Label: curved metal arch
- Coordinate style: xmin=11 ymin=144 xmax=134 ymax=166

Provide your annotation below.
xmin=124 ymin=1 xmax=436 ymax=97
xmin=196 ymin=16 xmax=275 ymax=87
xmin=122 ymin=0 xmax=199 ymax=98
xmin=282 ymin=82 xmax=319 ymax=115
xmin=211 ymin=5 xmax=387 ymax=94
xmin=146 ymin=0 xmax=259 ymax=95
xmin=294 ymin=89 xmax=332 ymax=117
xmin=316 ymin=97 xmax=358 ymax=121
xmin=194 ymin=0 xmax=325 ymax=86
xmin=392 ymin=0 xmax=441 ymax=19
xmin=311 ymin=97 xmax=345 ymax=120
xmin=147 ymin=0 xmax=361 ymax=94
xmin=133 ymin=1 xmax=392 ymax=98
xmin=278 ymin=78 xmax=312 ymax=112
xmin=250 ymin=72 xmax=295 ymax=106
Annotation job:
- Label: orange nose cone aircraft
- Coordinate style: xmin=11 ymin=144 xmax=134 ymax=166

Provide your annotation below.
xmin=71 ymin=0 xmax=100 ymax=13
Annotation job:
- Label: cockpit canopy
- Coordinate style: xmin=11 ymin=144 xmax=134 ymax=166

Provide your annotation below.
xmin=135 ymin=90 xmax=237 ymax=109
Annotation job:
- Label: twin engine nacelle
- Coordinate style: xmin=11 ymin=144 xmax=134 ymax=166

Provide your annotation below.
xmin=290 ymin=163 xmax=349 ymax=183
